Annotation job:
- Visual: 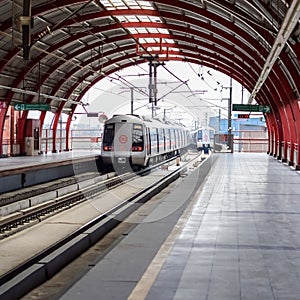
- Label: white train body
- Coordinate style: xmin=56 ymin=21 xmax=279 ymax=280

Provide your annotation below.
xmin=101 ymin=114 xmax=191 ymax=171
xmin=192 ymin=127 xmax=215 ymax=151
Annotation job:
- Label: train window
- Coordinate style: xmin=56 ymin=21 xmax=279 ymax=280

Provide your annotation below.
xmin=180 ymin=130 xmax=183 ymax=147
xmin=147 ymin=127 xmax=151 ymax=155
xmin=103 ymin=124 xmax=114 ymax=151
xmin=155 ymin=128 xmax=159 ymax=152
xmin=163 ymin=129 xmax=166 ymax=151
xmin=164 ymin=129 xmax=170 ymax=150
xmin=169 ymin=129 xmax=174 ymax=148
xmin=176 ymin=130 xmax=179 ymax=147
xmin=149 ymin=128 xmax=158 ymax=152
xmin=132 ymin=123 xmax=144 ymax=151
xmin=158 ymin=128 xmax=164 ymax=152
xmin=198 ymin=130 xmax=203 ymax=141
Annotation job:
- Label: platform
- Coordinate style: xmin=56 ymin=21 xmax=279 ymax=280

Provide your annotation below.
xmin=0 ymin=150 xmax=101 ymax=193
xmin=58 ymin=153 xmax=300 ymax=300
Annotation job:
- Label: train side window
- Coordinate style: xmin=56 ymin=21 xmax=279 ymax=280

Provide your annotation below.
xmin=179 ymin=130 xmax=182 ymax=148
xmin=150 ymin=128 xmax=158 ymax=153
xmin=163 ymin=129 xmax=166 ymax=151
xmin=181 ymin=131 xmax=183 ymax=145
xmin=173 ymin=129 xmax=177 ymax=148
xmin=147 ymin=127 xmax=151 ymax=155
xmin=198 ymin=130 xmax=202 ymax=141
xmin=156 ymin=128 xmax=159 ymax=152
xmin=132 ymin=123 xmax=144 ymax=151
xmin=103 ymin=124 xmax=114 ymax=150
xmin=158 ymin=128 xmax=164 ymax=152
xmin=170 ymin=129 xmax=174 ymax=149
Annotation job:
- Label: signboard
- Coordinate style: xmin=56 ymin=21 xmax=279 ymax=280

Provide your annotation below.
xmin=87 ymin=113 xmax=108 ymax=123
xmin=98 ymin=113 xmax=108 ymax=123
xmin=233 ymin=104 xmax=257 ymax=111
xmin=232 ymin=104 xmax=270 ymax=113
xmin=14 ymin=103 xmax=50 ymax=111
xmin=87 ymin=113 xmax=98 ymax=117
xmin=258 ymin=105 xmax=270 ymax=113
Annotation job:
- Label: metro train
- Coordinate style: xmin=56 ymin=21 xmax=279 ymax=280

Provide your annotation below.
xmin=101 ymin=114 xmax=191 ymax=172
xmin=191 ymin=127 xmax=215 ymax=152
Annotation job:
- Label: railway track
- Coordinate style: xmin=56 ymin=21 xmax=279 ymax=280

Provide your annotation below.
xmin=0 ymin=156 xmax=181 ymax=237
xmin=0 ymin=150 xmax=207 ymax=299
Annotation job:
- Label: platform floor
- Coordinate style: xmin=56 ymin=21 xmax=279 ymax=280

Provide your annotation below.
xmin=50 ymin=153 xmax=300 ymax=299
xmin=0 ymin=150 xmax=100 ymax=172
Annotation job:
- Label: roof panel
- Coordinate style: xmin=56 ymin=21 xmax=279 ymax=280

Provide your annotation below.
xmin=0 ymin=0 xmax=298 ymax=118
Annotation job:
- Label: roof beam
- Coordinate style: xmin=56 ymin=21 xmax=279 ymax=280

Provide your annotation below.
xmin=248 ymin=0 xmax=300 ymax=103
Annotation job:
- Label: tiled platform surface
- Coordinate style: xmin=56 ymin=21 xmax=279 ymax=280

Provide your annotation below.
xmin=143 ymin=153 xmax=300 ymax=300
xmin=61 ymin=153 xmax=300 ymax=300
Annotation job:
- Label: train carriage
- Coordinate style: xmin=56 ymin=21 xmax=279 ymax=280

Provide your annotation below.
xmin=192 ymin=127 xmax=215 ymax=153
xmin=101 ymin=114 xmax=191 ymax=172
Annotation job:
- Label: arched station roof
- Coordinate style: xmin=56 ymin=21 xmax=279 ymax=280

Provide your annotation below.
xmin=0 ymin=0 xmax=300 ymax=162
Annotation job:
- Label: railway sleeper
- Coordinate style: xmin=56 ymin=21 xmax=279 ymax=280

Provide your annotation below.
xmin=0 ymin=212 xmax=23 ymax=232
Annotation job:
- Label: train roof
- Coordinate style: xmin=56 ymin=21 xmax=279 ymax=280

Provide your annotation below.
xmin=105 ymin=114 xmax=187 ymax=129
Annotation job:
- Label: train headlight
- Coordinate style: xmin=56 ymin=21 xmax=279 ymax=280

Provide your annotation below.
xmin=132 ymin=146 xmax=143 ymax=152
xmin=103 ymin=145 xmax=113 ymax=151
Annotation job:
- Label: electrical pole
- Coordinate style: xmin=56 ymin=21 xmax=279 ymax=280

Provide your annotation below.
xmin=130 ymin=87 xmax=134 ymax=114
xmin=227 ymin=77 xmax=233 ymax=152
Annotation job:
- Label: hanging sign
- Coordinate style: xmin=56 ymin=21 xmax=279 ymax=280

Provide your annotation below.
xmin=98 ymin=113 xmax=108 ymax=123
xmin=232 ymin=104 xmax=270 ymax=113
xmin=14 ymin=103 xmax=50 ymax=111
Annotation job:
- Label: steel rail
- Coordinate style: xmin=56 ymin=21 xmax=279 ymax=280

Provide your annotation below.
xmin=0 ymin=156 xmax=178 ymax=234
xmin=0 ymin=154 xmax=199 ymax=299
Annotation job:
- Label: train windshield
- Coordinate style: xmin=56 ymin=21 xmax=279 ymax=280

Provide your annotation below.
xmin=197 ymin=130 xmax=203 ymax=141
xmin=132 ymin=123 xmax=144 ymax=151
xmin=103 ymin=124 xmax=114 ymax=150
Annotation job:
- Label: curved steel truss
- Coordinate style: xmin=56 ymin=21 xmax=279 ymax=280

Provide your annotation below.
xmin=0 ymin=0 xmax=300 ymax=163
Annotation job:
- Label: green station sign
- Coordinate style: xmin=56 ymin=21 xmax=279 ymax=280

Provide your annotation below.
xmin=232 ymin=104 xmax=270 ymax=113
xmin=14 ymin=103 xmax=50 ymax=111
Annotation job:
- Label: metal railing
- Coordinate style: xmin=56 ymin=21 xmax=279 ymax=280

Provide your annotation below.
xmin=0 ymin=129 xmax=269 ymax=156
xmin=214 ymin=130 xmax=268 ymax=153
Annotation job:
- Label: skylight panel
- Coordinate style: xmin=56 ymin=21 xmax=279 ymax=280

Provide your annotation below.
xmin=99 ymin=0 xmax=154 ymax=10
xmin=99 ymin=0 xmax=180 ymax=56
xmin=138 ymin=15 xmax=152 ymax=22
xmin=148 ymin=28 xmax=160 ymax=34
xmin=128 ymin=28 xmax=138 ymax=34
xmin=138 ymin=1 xmax=154 ymax=9
xmin=127 ymin=15 xmax=139 ymax=22
xmin=117 ymin=16 xmax=126 ymax=22
xmin=157 ymin=28 xmax=169 ymax=34
xmin=99 ymin=0 xmax=114 ymax=10
xmin=148 ymin=16 xmax=161 ymax=23
xmin=124 ymin=0 xmax=139 ymax=6
xmin=164 ymin=38 xmax=174 ymax=44
xmin=144 ymin=37 xmax=156 ymax=43
xmin=136 ymin=28 xmax=147 ymax=33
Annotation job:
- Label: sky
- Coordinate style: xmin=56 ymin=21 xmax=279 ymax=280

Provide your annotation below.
xmin=74 ymin=61 xmax=253 ymax=129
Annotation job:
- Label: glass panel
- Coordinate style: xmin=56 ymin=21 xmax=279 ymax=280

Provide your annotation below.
xmin=132 ymin=123 xmax=144 ymax=150
xmin=103 ymin=124 xmax=115 ymax=146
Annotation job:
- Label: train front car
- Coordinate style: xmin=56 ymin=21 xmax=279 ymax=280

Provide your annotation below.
xmin=193 ymin=127 xmax=215 ymax=153
xmin=101 ymin=115 xmax=146 ymax=173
